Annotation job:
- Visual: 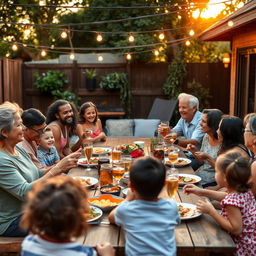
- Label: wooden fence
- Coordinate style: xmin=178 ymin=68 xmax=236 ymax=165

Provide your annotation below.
xmin=0 ymin=59 xmax=230 ymax=118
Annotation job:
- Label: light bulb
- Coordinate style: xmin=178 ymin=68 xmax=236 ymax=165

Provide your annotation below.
xmin=154 ymin=50 xmax=159 ymax=56
xmin=189 ymin=29 xmax=195 ymax=36
xmin=159 ymin=33 xmax=165 ymax=40
xmin=41 ymin=50 xmax=46 ymax=57
xmin=70 ymin=53 xmax=75 ymax=60
xmin=96 ymin=34 xmax=103 ymax=42
xmin=178 ymin=15 xmax=182 ymax=20
xmin=126 ymin=53 xmax=132 ymax=60
xmin=12 ymin=44 xmax=18 ymax=51
xmin=98 ymin=55 xmax=103 ymax=62
xmin=228 ymin=20 xmax=234 ymax=27
xmin=185 ymin=40 xmax=191 ymax=46
xmin=128 ymin=35 xmax=135 ymax=43
xmin=61 ymin=31 xmax=68 ymax=39
xmin=50 ymin=45 xmax=55 ymax=49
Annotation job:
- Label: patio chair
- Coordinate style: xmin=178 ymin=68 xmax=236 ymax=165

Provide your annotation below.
xmin=147 ymin=98 xmax=177 ymax=122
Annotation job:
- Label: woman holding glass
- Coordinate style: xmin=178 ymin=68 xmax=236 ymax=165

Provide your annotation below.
xmin=0 ymin=102 xmax=81 ymax=237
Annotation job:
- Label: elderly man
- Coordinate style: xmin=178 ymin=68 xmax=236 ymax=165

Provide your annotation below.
xmin=46 ymin=100 xmax=78 ymax=159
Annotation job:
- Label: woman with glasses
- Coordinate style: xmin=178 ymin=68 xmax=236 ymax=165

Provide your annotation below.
xmin=0 ymin=102 xmax=81 ymax=237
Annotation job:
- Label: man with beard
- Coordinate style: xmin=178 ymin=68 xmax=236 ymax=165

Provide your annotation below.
xmin=46 ymin=100 xmax=78 ymax=159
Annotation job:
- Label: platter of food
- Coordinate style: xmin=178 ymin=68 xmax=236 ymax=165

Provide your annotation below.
xmin=86 ymin=206 xmax=103 ymax=223
xmin=178 ymin=174 xmax=201 ymax=185
xmin=73 ymin=176 xmax=98 ymax=188
xmin=177 ymin=203 xmax=201 ymax=220
xmin=78 ymin=157 xmax=98 ymax=167
xmin=92 ymin=147 xmax=111 ymax=155
xmin=165 ymin=157 xmax=191 ymax=167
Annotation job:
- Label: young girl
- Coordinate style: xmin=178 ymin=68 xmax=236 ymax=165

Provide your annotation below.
xmin=184 ymin=151 xmax=256 ymax=255
xmin=20 ymin=176 xmax=114 ymax=256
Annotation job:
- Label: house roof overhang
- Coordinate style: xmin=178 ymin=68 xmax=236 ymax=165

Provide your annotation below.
xmin=199 ymin=0 xmax=256 ymax=41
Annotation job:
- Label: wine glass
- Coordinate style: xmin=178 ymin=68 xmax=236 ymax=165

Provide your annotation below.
xmin=166 ymin=168 xmax=179 ymax=199
xmin=112 ymin=163 xmax=125 ymax=186
xmin=159 ymin=121 xmax=170 ymax=145
xmin=83 ymin=141 xmax=93 ymax=172
xmin=169 ymin=129 xmax=178 ymax=147
xmin=168 ymin=148 xmax=180 ymax=170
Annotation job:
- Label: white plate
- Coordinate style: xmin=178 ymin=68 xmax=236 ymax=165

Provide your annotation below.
xmin=177 ymin=203 xmax=202 ymax=220
xmin=93 ymin=147 xmax=112 ymax=155
xmin=78 ymin=157 xmax=99 ymax=167
xmin=73 ymin=176 xmax=98 ymax=188
xmin=87 ymin=206 xmax=103 ymax=223
xmin=165 ymin=157 xmax=192 ymax=167
xmin=122 ymin=188 xmax=129 ymax=196
xmin=178 ymin=174 xmax=201 ymax=185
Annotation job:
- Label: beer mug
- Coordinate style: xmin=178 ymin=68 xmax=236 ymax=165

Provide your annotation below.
xmin=100 ymin=163 xmax=113 ymax=187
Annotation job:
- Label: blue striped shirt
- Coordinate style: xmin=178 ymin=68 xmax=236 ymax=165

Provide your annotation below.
xmin=37 ymin=146 xmax=60 ymax=166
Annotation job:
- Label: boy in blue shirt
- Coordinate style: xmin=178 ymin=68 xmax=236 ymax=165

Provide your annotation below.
xmin=109 ymin=156 xmax=180 ymax=256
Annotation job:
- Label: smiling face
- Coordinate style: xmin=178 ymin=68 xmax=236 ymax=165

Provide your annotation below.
xmin=84 ymin=106 xmax=97 ymax=123
xmin=200 ymin=113 xmax=210 ymax=133
xmin=178 ymin=98 xmax=196 ymax=123
xmin=39 ymin=130 xmax=55 ymax=151
xmin=56 ymin=104 xmax=74 ymax=126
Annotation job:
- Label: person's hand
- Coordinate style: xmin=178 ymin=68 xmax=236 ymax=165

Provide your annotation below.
xmin=196 ymin=199 xmax=215 ymax=215
xmin=194 ymin=151 xmax=208 ymax=161
xmin=186 ymin=143 xmax=196 ymax=154
xmin=54 ymin=149 xmax=82 ymax=173
xmin=96 ymin=242 xmax=115 ymax=256
xmin=183 ymin=184 xmax=204 ymax=196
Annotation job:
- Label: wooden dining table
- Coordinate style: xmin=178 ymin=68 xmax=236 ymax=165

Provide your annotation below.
xmin=68 ymin=137 xmax=236 ymax=256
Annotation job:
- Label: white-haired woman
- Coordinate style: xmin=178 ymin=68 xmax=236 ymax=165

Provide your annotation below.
xmin=0 ymin=102 xmax=81 ymax=237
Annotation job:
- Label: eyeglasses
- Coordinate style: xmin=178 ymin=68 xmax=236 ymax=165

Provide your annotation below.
xmin=29 ymin=127 xmax=46 ymax=135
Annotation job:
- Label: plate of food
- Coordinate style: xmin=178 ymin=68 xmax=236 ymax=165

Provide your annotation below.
xmin=86 ymin=205 xmax=103 ymax=223
xmin=78 ymin=157 xmax=99 ymax=167
xmin=165 ymin=157 xmax=191 ymax=167
xmin=73 ymin=176 xmax=98 ymax=188
xmin=92 ymin=147 xmax=111 ymax=155
xmin=178 ymin=174 xmax=201 ymax=185
xmin=177 ymin=203 xmax=201 ymax=220
xmin=88 ymin=194 xmax=124 ymax=212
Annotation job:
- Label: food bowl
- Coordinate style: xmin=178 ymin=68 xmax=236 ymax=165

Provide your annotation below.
xmin=100 ymin=185 xmax=121 ymax=196
xmin=88 ymin=194 xmax=124 ymax=212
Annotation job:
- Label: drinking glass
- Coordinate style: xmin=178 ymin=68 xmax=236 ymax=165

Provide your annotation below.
xmin=100 ymin=163 xmax=113 ymax=187
xmin=153 ymin=144 xmax=165 ymax=161
xmin=83 ymin=141 xmax=93 ymax=171
xmin=168 ymin=148 xmax=180 ymax=170
xmin=111 ymin=146 xmax=122 ymax=163
xmin=159 ymin=121 xmax=170 ymax=145
xmin=121 ymin=155 xmax=133 ymax=173
xmin=169 ymin=129 xmax=178 ymax=146
xmin=112 ymin=163 xmax=125 ymax=186
xmin=166 ymin=168 xmax=179 ymax=198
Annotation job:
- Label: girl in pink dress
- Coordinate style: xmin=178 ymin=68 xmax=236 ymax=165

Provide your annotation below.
xmin=184 ymin=151 xmax=256 ymax=256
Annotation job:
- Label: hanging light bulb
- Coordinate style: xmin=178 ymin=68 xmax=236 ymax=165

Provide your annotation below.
xmin=228 ymin=20 xmax=234 ymax=27
xmin=178 ymin=15 xmax=182 ymax=20
xmin=5 ymin=53 xmax=10 ymax=57
xmin=159 ymin=33 xmax=165 ymax=40
xmin=126 ymin=53 xmax=132 ymax=60
xmin=98 ymin=55 xmax=103 ymax=62
xmin=189 ymin=29 xmax=195 ymax=36
xmin=61 ymin=31 xmax=68 ymax=39
xmin=70 ymin=53 xmax=75 ymax=60
xmin=96 ymin=34 xmax=103 ymax=42
xmin=12 ymin=44 xmax=18 ymax=51
xmin=154 ymin=50 xmax=159 ymax=56
xmin=50 ymin=44 xmax=55 ymax=49
xmin=128 ymin=34 xmax=135 ymax=43
xmin=41 ymin=49 xmax=46 ymax=57
xmin=185 ymin=40 xmax=191 ymax=46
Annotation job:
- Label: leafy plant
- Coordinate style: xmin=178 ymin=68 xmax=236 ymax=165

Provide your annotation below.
xmin=84 ymin=69 xmax=97 ymax=79
xmin=99 ymin=72 xmax=131 ymax=117
xmin=53 ymin=90 xmax=80 ymax=107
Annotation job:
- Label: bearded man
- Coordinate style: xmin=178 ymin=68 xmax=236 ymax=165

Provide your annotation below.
xmin=46 ymin=100 xmax=78 ymax=159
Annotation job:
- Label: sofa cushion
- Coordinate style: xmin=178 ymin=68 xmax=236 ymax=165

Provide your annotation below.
xmin=134 ymin=119 xmax=160 ymax=137
xmin=105 ymin=119 xmax=134 ymax=137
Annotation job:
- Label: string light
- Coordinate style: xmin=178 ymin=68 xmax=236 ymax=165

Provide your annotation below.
xmin=228 ymin=20 xmax=234 ymax=27
xmin=178 ymin=15 xmax=182 ymax=19
xmin=126 ymin=53 xmax=132 ymax=60
xmin=61 ymin=31 xmax=68 ymax=39
xmin=70 ymin=53 xmax=75 ymax=60
xmin=128 ymin=34 xmax=135 ymax=43
xmin=189 ymin=29 xmax=195 ymax=36
xmin=50 ymin=44 xmax=55 ymax=49
xmin=96 ymin=34 xmax=103 ymax=42
xmin=12 ymin=44 xmax=18 ymax=51
xmin=41 ymin=49 xmax=47 ymax=57
xmin=98 ymin=55 xmax=103 ymax=62
xmin=153 ymin=49 xmax=159 ymax=56
xmin=159 ymin=33 xmax=165 ymax=40
xmin=185 ymin=40 xmax=191 ymax=46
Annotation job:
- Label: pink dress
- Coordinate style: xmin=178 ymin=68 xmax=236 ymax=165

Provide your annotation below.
xmin=221 ymin=191 xmax=256 ymax=256
xmin=90 ymin=128 xmax=101 ymax=138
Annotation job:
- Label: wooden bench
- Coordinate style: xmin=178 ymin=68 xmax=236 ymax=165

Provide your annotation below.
xmin=0 ymin=237 xmax=23 ymax=253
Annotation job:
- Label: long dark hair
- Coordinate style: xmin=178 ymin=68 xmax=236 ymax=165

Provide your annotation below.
xmin=219 ymin=116 xmax=244 ymax=154
xmin=203 ymin=109 xmax=223 ymax=139
xmin=79 ymin=101 xmax=98 ymax=124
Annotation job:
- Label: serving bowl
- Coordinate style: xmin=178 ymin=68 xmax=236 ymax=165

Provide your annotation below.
xmin=100 ymin=185 xmax=121 ymax=196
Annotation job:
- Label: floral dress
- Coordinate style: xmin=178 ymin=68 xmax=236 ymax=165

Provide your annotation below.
xmin=221 ymin=191 xmax=256 ymax=256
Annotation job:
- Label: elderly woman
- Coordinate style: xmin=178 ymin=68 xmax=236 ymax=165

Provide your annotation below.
xmin=0 ymin=103 xmax=81 ymax=237
xmin=187 ymin=109 xmax=223 ymax=187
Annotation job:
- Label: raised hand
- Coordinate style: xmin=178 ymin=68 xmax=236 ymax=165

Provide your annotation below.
xmin=196 ymin=199 xmax=215 ymax=214
xmin=186 ymin=143 xmax=196 ymax=154
xmin=183 ymin=184 xmax=204 ymax=196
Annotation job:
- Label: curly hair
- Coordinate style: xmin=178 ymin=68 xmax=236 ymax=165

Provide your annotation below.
xmin=217 ymin=151 xmax=251 ymax=192
xmin=20 ymin=176 xmax=89 ymax=241
xmin=79 ymin=101 xmax=98 ymax=124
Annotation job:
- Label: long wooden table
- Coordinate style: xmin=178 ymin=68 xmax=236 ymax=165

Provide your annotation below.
xmin=68 ymin=137 xmax=236 ymax=256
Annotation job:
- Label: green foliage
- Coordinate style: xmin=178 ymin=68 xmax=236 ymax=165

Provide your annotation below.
xmin=163 ymin=59 xmax=187 ymax=99
xmin=33 ymin=70 xmax=80 ymax=106
xmin=187 ymin=79 xmax=211 ymax=110
xmin=84 ymin=69 xmax=97 ymax=79
xmin=99 ymin=72 xmax=131 ymax=117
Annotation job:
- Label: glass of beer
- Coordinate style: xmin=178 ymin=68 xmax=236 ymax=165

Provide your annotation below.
xmin=121 ymin=155 xmax=133 ymax=173
xmin=153 ymin=144 xmax=165 ymax=161
xmin=169 ymin=129 xmax=178 ymax=146
xmin=100 ymin=163 xmax=113 ymax=187
xmin=83 ymin=141 xmax=93 ymax=171
xmin=112 ymin=163 xmax=125 ymax=186
xmin=168 ymin=148 xmax=180 ymax=170
xmin=159 ymin=121 xmax=170 ymax=145
xmin=112 ymin=147 xmax=122 ymax=163
xmin=166 ymin=168 xmax=179 ymax=198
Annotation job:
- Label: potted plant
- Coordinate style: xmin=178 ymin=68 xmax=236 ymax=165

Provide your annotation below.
xmin=84 ymin=69 xmax=97 ymax=91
